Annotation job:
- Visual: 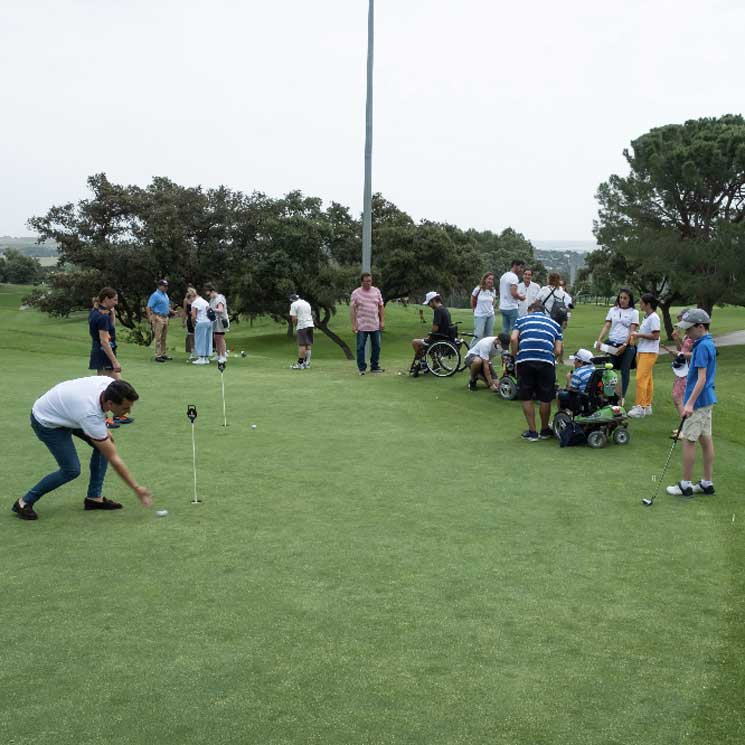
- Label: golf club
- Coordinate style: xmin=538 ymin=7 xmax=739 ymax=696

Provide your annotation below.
xmin=187 ymin=404 xmax=201 ymax=504
xmin=642 ymin=415 xmax=688 ymax=506
xmin=217 ymin=360 xmax=227 ymax=427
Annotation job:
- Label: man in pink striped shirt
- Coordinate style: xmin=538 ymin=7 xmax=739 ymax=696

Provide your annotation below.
xmin=350 ymin=273 xmax=385 ymax=375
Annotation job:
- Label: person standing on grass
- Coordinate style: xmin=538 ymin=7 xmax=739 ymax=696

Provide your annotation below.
xmin=517 ymin=268 xmax=540 ymax=318
xmin=289 ymin=293 xmax=314 ymax=369
xmin=663 ymin=308 xmax=694 ymax=433
xmin=350 ymin=272 xmax=385 ymax=375
xmin=511 ymin=300 xmax=563 ymax=442
xmin=594 ymin=288 xmax=639 ymax=406
xmin=146 ymin=279 xmax=173 ymax=363
xmin=628 ymin=293 xmax=661 ymax=418
xmin=498 ymin=259 xmax=526 ymax=335
xmin=11 ymin=377 xmax=153 ymax=521
xmin=183 ymin=287 xmax=196 ymax=360
xmin=666 ymin=309 xmax=717 ymax=498
xmin=88 ymin=287 xmax=133 ymax=427
xmin=188 ymin=288 xmax=213 ymax=365
xmin=470 ymin=272 xmax=497 ymax=346
xmin=205 ymin=283 xmax=229 ymax=363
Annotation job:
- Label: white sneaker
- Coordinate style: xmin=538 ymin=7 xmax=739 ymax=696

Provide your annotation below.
xmin=192 ymin=358 xmax=209 ymax=365
xmin=666 ymin=482 xmax=694 ymax=497
xmin=290 ymin=363 xmax=305 ymax=369
xmin=644 ymin=406 xmax=653 ymax=416
xmin=217 ymin=356 xmax=227 ymax=363
xmin=628 ymin=405 xmax=646 ymax=418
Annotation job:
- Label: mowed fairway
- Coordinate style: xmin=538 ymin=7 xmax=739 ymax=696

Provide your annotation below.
xmin=2 ymin=284 xmax=744 ymax=745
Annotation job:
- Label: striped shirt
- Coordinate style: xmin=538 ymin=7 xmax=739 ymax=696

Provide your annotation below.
xmin=569 ymin=364 xmax=594 ymax=392
xmin=351 ymin=286 xmax=383 ymax=332
xmin=514 ymin=312 xmax=562 ymax=366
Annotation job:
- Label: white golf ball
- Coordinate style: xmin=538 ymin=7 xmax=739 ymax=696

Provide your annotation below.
xmin=156 ymin=510 xmax=168 ymax=517
xmin=251 ymin=424 xmax=257 ymax=429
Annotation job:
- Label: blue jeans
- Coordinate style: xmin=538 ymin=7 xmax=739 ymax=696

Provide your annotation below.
xmin=501 ymin=309 xmax=518 ymax=335
xmin=194 ymin=319 xmax=213 ymax=357
xmin=356 ymin=330 xmax=381 ymax=371
xmin=24 ymin=415 xmax=108 ymax=504
xmin=471 ymin=315 xmax=496 ymax=347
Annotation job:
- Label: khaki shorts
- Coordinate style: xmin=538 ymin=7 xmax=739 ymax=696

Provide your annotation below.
xmin=681 ymin=405 xmax=713 ymax=441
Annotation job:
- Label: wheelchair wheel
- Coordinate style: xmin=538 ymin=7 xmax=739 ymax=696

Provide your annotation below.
xmin=552 ymin=411 xmax=572 ymax=438
xmin=587 ymin=430 xmax=608 ymax=449
xmin=425 ymin=340 xmax=460 ymax=378
xmin=498 ymin=376 xmax=517 ymax=400
xmin=612 ymin=427 xmax=630 ymax=445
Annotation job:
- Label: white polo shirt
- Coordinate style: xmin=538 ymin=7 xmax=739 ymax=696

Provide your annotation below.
xmin=32 ymin=376 xmax=112 ymax=441
xmin=290 ymin=299 xmax=314 ymax=330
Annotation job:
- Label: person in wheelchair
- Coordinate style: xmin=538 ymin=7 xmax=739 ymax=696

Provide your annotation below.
xmin=497 ymin=332 xmax=516 ymax=377
xmin=410 ymin=291 xmax=454 ymax=375
xmin=557 ymin=348 xmax=604 ymax=414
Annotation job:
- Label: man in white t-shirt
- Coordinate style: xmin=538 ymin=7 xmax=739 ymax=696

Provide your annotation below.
xmin=289 ymin=293 xmax=315 ymax=369
xmin=464 ymin=336 xmax=502 ymax=391
xmin=12 ymin=377 xmax=153 ymax=521
xmin=517 ymin=269 xmax=540 ymax=317
xmin=498 ymin=259 xmax=526 ymax=335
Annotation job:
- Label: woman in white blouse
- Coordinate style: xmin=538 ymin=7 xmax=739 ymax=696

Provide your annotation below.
xmin=594 ymin=288 xmax=640 ymax=405
xmin=470 ymin=272 xmax=497 ymax=346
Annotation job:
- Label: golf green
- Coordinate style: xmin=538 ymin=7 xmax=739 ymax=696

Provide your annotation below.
xmin=2 ymin=285 xmax=744 ymax=745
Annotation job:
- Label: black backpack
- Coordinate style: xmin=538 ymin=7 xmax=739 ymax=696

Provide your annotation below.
xmin=206 ymin=307 xmax=217 ymax=322
xmin=543 ymin=287 xmax=568 ymax=324
xmin=559 ymin=421 xmax=587 ymax=448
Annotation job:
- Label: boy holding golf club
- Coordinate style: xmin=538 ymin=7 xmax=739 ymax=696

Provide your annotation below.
xmin=666 ymin=309 xmax=717 ymax=497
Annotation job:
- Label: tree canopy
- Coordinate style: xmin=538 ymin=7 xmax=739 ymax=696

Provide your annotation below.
xmin=25 ymin=174 xmax=542 ymax=356
xmin=590 ymin=114 xmax=745 ymax=334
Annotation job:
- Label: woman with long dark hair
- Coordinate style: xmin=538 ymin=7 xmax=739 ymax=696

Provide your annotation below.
xmin=594 ymin=288 xmax=639 ymax=405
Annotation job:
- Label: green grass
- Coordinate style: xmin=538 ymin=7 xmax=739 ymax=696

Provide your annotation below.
xmin=1 ymin=285 xmax=744 ymax=745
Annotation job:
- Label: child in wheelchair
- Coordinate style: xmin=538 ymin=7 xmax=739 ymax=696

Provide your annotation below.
xmin=410 ymin=291 xmax=454 ymax=376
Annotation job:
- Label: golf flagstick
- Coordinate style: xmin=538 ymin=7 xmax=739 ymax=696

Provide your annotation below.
xmin=187 ymin=405 xmax=201 ymax=504
xmin=642 ymin=415 xmax=688 ymax=507
xmin=218 ymin=361 xmax=227 ymax=427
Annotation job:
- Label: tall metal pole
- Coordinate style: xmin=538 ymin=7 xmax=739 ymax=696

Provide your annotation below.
xmin=361 ymin=0 xmax=374 ymax=273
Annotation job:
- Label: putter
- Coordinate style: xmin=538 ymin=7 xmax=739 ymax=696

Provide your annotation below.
xmin=642 ymin=416 xmax=688 ymax=506
xmin=187 ymin=404 xmax=201 ymax=503
xmin=217 ymin=360 xmax=227 ymax=427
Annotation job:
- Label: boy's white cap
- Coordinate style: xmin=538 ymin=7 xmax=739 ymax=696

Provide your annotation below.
xmin=569 ymin=348 xmax=594 ymax=364
xmin=422 ymin=291 xmax=441 ymax=305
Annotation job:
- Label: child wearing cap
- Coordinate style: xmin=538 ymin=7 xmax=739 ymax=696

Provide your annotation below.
xmin=666 ymin=309 xmax=717 ymax=497
xmin=565 ymin=348 xmax=595 ymax=392
xmin=410 ymin=292 xmax=453 ymax=376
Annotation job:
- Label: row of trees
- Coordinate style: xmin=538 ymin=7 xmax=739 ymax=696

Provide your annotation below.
xmin=26 ymin=175 xmax=540 ymax=357
xmin=577 ymin=114 xmax=745 ymax=336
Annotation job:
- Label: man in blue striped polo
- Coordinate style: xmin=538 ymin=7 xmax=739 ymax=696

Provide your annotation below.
xmin=510 ymin=300 xmax=563 ymax=442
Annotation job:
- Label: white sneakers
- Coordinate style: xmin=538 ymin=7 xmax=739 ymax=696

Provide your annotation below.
xmin=192 ymin=358 xmax=209 ymax=365
xmin=628 ymin=405 xmax=653 ymax=418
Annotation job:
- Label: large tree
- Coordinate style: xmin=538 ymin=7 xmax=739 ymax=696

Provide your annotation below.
xmin=593 ymin=114 xmax=745 ymax=333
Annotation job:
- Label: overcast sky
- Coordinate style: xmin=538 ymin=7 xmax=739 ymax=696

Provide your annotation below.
xmin=1 ymin=0 xmax=742 ymax=242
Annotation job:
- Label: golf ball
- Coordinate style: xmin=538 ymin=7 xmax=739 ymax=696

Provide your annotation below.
xmin=251 ymin=424 xmax=257 ymax=429
xmin=156 ymin=510 xmax=168 ymax=517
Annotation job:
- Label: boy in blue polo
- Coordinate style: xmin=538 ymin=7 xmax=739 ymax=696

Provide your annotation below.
xmin=666 ymin=309 xmax=717 ymax=497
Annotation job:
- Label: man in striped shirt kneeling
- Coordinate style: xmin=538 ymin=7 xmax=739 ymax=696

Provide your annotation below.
xmin=510 ymin=301 xmax=563 ymax=442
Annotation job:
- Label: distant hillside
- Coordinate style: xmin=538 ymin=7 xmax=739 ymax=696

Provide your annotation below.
xmin=534 ymin=249 xmax=587 ymax=286
xmin=531 ymin=240 xmax=597 ymax=253
xmin=0 ymin=236 xmax=58 ymax=257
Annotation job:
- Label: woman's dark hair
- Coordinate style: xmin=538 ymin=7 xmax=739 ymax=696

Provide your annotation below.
xmin=360 ymin=272 xmax=372 ymax=282
xmin=640 ymin=292 xmax=658 ymax=310
xmin=104 ymin=380 xmax=139 ymax=404
xmin=615 ymin=287 xmax=635 ymax=308
xmin=98 ymin=287 xmax=117 ymax=302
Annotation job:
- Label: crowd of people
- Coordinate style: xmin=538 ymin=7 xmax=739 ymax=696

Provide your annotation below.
xmin=12 ymin=266 xmax=718 ymax=521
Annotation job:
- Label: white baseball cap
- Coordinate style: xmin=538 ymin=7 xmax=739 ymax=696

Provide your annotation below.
xmin=422 ymin=291 xmax=441 ymax=305
xmin=569 ymin=348 xmax=594 ymax=364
